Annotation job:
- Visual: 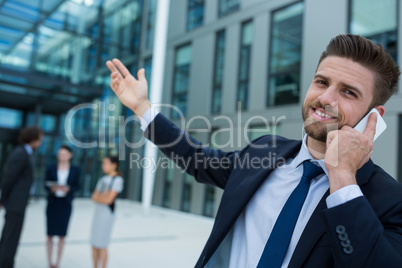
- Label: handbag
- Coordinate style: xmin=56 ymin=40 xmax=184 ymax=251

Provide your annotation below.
xmin=108 ymin=176 xmax=117 ymax=213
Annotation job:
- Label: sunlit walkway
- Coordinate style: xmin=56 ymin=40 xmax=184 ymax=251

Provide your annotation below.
xmin=0 ymin=198 xmax=214 ymax=268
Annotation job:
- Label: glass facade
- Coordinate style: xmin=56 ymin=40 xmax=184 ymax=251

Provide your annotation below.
xmin=218 ymin=0 xmax=240 ymax=17
xmin=0 ymin=108 xmax=23 ymax=129
xmin=267 ymin=2 xmax=304 ymax=106
xmin=143 ymin=56 xmax=153 ymax=91
xmin=146 ymin=0 xmax=156 ymax=49
xmin=212 ymin=30 xmax=226 ymax=114
xmin=172 ymin=44 xmax=192 ymax=119
xmin=0 ymin=0 xmax=146 ymax=199
xmin=349 ymin=0 xmax=397 ymax=62
xmin=237 ymin=20 xmax=253 ymax=111
xmin=187 ymin=0 xmax=205 ymax=31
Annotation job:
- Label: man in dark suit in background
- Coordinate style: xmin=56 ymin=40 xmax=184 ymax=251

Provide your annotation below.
xmin=0 ymin=126 xmax=43 ymax=268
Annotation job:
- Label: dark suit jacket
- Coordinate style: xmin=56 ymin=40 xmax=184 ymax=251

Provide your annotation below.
xmin=145 ymin=113 xmax=402 ymax=268
xmin=44 ymin=164 xmax=80 ymax=201
xmin=0 ymin=146 xmax=33 ymax=214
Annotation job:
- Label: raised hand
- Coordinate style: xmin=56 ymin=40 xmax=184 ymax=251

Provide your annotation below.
xmin=325 ymin=112 xmax=377 ymax=193
xmin=106 ymin=58 xmax=151 ymax=118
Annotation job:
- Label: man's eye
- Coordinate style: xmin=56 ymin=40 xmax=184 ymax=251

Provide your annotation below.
xmin=345 ymin=90 xmax=357 ymax=97
xmin=316 ymin=80 xmax=327 ymax=85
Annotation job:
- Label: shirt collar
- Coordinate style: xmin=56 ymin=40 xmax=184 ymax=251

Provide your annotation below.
xmin=292 ymin=135 xmax=329 ymax=178
xmin=23 ymin=144 xmax=33 ymax=155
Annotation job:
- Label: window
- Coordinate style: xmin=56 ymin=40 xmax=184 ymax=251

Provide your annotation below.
xmin=162 ymin=162 xmax=174 ymax=208
xmin=0 ymin=108 xmax=23 ymax=129
xmin=212 ymin=30 xmax=226 ymax=114
xmin=87 ymin=24 xmax=99 ymax=74
xmin=237 ymin=20 xmax=253 ymax=110
xmin=144 ymin=56 xmax=153 ymax=91
xmin=267 ymin=2 xmax=304 ymax=106
xmin=349 ymin=0 xmax=397 ymax=62
xmin=187 ymin=0 xmax=205 ymax=31
xmin=181 ymin=174 xmax=193 ymax=212
xmin=172 ymin=44 xmax=192 ymax=119
xmin=203 ymin=186 xmax=215 ymax=217
xmin=218 ymin=0 xmax=240 ymax=17
xmin=119 ymin=1 xmax=142 ymax=59
xmin=101 ymin=16 xmax=113 ymax=66
xmin=146 ymin=0 xmax=156 ymax=49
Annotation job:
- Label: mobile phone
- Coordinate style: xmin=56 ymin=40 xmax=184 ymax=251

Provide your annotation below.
xmin=353 ymin=108 xmax=387 ymax=141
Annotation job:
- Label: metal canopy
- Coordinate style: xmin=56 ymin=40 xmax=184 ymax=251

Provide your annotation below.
xmin=0 ymin=0 xmax=104 ymax=115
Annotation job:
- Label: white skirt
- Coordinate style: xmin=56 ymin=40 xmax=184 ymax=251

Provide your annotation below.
xmin=90 ymin=203 xmax=115 ymax=248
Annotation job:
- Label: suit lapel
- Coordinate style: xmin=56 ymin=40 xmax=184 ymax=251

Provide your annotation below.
xmin=203 ymin=139 xmax=302 ymax=262
xmin=288 ymin=159 xmax=375 ymax=267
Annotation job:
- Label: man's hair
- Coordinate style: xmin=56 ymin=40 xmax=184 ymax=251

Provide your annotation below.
xmin=18 ymin=126 xmax=43 ymax=144
xmin=317 ymin=34 xmax=400 ymax=106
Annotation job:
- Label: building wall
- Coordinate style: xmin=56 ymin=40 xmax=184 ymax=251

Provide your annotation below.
xmin=148 ymin=0 xmax=402 ymax=217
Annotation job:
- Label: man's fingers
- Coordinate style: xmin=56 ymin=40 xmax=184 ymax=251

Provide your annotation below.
xmin=106 ymin=60 xmax=117 ymax=72
xmin=137 ymin=68 xmax=146 ymax=82
xmin=363 ymin=112 xmax=377 ymax=140
xmin=112 ymin=58 xmax=132 ymax=78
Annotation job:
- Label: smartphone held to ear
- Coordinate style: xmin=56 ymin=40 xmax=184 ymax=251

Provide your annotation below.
xmin=353 ymin=108 xmax=387 ymax=141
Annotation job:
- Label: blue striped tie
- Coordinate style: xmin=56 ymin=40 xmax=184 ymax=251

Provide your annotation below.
xmin=257 ymin=161 xmax=323 ymax=268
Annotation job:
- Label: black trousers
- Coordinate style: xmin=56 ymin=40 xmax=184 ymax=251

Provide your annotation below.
xmin=0 ymin=211 xmax=25 ymax=268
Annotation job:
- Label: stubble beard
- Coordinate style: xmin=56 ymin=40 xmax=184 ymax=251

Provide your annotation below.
xmin=302 ymin=102 xmax=340 ymax=143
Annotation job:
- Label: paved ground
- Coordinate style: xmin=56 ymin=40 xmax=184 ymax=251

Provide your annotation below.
xmin=0 ymin=198 xmax=214 ymax=268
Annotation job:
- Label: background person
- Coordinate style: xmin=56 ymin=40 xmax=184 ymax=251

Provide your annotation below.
xmin=0 ymin=126 xmax=43 ymax=268
xmin=106 ymin=34 xmax=402 ymax=267
xmin=45 ymin=145 xmax=80 ymax=268
xmin=90 ymin=156 xmax=123 ymax=268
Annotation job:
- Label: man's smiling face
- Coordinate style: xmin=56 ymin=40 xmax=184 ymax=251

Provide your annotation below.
xmin=302 ymin=56 xmax=376 ymax=142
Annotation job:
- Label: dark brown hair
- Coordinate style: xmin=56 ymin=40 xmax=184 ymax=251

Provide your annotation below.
xmin=106 ymin=155 xmax=123 ymax=177
xmin=317 ymin=34 xmax=400 ymax=106
xmin=18 ymin=126 xmax=43 ymax=144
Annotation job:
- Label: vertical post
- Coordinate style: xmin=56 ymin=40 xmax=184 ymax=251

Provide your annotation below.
xmin=141 ymin=0 xmax=170 ymax=213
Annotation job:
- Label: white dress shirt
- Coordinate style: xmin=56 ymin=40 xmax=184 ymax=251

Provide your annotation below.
xmin=140 ymin=108 xmax=363 ymax=267
xmin=55 ymin=169 xmax=70 ymax=197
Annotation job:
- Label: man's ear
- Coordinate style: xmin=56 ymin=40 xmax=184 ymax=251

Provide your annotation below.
xmin=375 ymin=105 xmax=385 ymax=117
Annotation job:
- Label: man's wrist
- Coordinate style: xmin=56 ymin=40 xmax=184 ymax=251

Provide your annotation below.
xmin=328 ymin=169 xmax=357 ymax=194
xmin=133 ymin=101 xmax=152 ymax=120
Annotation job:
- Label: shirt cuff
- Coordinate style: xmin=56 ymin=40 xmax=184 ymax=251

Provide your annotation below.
xmin=326 ymin=185 xmax=363 ymax=208
xmin=140 ymin=107 xmax=159 ymax=131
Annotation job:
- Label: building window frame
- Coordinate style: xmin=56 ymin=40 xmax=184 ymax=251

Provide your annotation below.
xmin=267 ymin=1 xmax=304 ymax=107
xmin=218 ymin=0 xmax=240 ymax=18
xmin=211 ymin=29 xmax=226 ymax=114
xmin=187 ymin=0 xmax=205 ymax=31
xmin=348 ymin=0 xmax=398 ymax=63
xmin=237 ymin=19 xmax=253 ymax=111
xmin=171 ymin=43 xmax=192 ymax=119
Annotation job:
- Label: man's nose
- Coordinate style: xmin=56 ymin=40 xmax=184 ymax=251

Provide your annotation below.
xmin=317 ymin=87 xmax=337 ymax=108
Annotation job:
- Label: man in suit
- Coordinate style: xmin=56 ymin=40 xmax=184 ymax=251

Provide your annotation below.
xmin=0 ymin=126 xmax=43 ymax=268
xmin=106 ymin=34 xmax=402 ymax=267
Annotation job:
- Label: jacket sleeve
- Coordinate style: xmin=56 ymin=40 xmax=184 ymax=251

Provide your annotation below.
xmin=144 ymin=113 xmax=241 ymax=189
xmin=44 ymin=166 xmax=53 ymax=194
xmin=0 ymin=149 xmax=26 ymax=204
xmin=321 ymin=193 xmax=402 ymax=267
xmin=68 ymin=167 xmax=80 ymax=195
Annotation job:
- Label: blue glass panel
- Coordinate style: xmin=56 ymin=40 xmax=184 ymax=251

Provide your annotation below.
xmin=0 ymin=108 xmax=23 ymax=129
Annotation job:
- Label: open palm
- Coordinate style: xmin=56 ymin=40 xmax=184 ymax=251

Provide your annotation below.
xmin=106 ymin=58 xmax=151 ymax=118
